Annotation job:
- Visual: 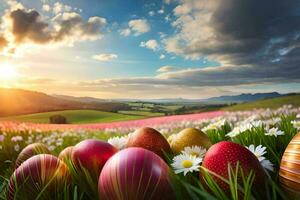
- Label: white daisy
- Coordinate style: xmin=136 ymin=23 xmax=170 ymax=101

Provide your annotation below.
xmin=108 ymin=136 xmax=128 ymax=150
xmin=226 ymin=126 xmax=242 ymax=138
xmin=246 ymin=144 xmax=266 ymax=162
xmin=181 ymin=146 xmax=206 ymax=158
xmin=246 ymin=144 xmax=274 ymax=172
xmin=261 ymin=159 xmax=274 ymax=172
xmin=202 ymin=119 xmax=226 ymax=132
xmin=265 ymin=127 xmax=284 ymax=137
xmin=171 ymin=154 xmax=202 ymax=176
xmin=291 ymin=120 xmax=300 ymax=130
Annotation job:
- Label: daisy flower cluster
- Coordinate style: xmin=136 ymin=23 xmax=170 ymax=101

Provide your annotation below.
xmin=171 ymin=146 xmax=207 ymax=176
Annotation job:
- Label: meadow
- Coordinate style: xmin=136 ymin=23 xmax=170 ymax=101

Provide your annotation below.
xmin=0 ymin=110 xmax=157 ymax=124
xmin=0 ymin=105 xmax=300 ymax=199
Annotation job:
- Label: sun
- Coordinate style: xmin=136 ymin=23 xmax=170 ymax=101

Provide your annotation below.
xmin=0 ymin=63 xmax=18 ymax=81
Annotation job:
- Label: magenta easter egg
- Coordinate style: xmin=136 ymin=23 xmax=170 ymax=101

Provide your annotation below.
xmin=15 ymin=143 xmax=50 ymax=169
xmin=99 ymin=147 xmax=175 ymax=200
xmin=72 ymin=139 xmax=117 ymax=183
xmin=7 ymin=154 xmax=70 ymax=200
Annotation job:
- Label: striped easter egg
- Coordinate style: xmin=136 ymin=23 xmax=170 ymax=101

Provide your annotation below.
xmin=279 ymin=132 xmax=300 ymax=198
xmin=15 ymin=143 xmax=50 ymax=169
xmin=7 ymin=154 xmax=71 ymax=200
xmin=99 ymin=147 xmax=175 ymax=200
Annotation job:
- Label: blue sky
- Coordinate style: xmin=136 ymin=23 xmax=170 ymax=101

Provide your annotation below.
xmin=0 ymin=0 xmax=299 ymax=99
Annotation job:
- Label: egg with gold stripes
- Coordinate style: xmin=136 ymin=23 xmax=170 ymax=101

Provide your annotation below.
xmin=99 ymin=147 xmax=175 ymax=200
xmin=279 ymin=132 xmax=300 ymax=198
xmin=15 ymin=143 xmax=50 ymax=169
xmin=7 ymin=154 xmax=71 ymax=200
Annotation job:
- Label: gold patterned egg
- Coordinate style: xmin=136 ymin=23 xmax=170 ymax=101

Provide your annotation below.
xmin=279 ymin=132 xmax=300 ymax=198
xmin=169 ymin=128 xmax=212 ymax=154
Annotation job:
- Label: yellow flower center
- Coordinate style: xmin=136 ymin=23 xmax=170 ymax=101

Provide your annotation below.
xmin=190 ymin=152 xmax=199 ymax=157
xmin=182 ymin=160 xmax=193 ymax=168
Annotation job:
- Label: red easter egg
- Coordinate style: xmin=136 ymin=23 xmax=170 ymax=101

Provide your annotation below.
xmin=7 ymin=154 xmax=70 ymax=200
xmin=201 ymin=141 xmax=266 ymax=196
xmin=99 ymin=147 xmax=175 ymax=200
xmin=72 ymin=139 xmax=117 ymax=183
xmin=127 ymin=127 xmax=172 ymax=158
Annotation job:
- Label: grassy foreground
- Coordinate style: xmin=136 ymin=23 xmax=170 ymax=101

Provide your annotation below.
xmin=0 ymin=106 xmax=299 ymax=199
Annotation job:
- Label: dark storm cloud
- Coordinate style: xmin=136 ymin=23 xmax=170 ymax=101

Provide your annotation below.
xmin=1 ymin=8 xmax=106 ymax=50
xmin=10 ymin=9 xmax=52 ymax=44
xmin=164 ymin=0 xmax=300 ymax=87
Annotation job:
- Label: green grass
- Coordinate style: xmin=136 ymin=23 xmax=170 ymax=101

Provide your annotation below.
xmin=224 ymin=94 xmax=300 ymax=111
xmin=0 ymin=110 xmax=149 ymax=124
xmin=117 ymin=110 xmax=164 ymax=117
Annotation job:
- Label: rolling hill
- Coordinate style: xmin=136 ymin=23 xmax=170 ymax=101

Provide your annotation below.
xmin=0 ymin=110 xmax=150 ymax=124
xmin=224 ymin=94 xmax=300 ymax=111
xmin=0 ymin=88 xmax=129 ymax=117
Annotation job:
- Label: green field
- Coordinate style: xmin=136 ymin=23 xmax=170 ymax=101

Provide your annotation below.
xmin=0 ymin=110 xmax=151 ymax=124
xmin=224 ymin=94 xmax=300 ymax=111
xmin=118 ymin=110 xmax=164 ymax=117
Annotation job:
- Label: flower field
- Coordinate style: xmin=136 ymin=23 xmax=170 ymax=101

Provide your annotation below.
xmin=1 ymin=105 xmax=300 ymax=200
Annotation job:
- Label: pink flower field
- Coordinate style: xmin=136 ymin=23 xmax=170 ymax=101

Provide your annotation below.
xmin=0 ymin=110 xmax=224 ymax=132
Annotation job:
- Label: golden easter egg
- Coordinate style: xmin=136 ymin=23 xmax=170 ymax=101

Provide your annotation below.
xmin=169 ymin=128 xmax=212 ymax=154
xmin=279 ymin=132 xmax=300 ymax=198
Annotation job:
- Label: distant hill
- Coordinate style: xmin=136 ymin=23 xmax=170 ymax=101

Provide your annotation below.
xmin=204 ymin=92 xmax=282 ymax=103
xmin=0 ymin=88 xmax=129 ymax=117
xmin=224 ymin=94 xmax=300 ymax=111
xmin=129 ymin=92 xmax=283 ymax=104
xmin=52 ymin=95 xmax=108 ymax=104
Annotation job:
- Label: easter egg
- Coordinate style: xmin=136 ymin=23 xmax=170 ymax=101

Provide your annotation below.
xmin=58 ymin=146 xmax=74 ymax=164
xmin=15 ymin=143 xmax=50 ymax=169
xmin=126 ymin=127 xmax=172 ymax=158
xmin=201 ymin=141 xmax=266 ymax=195
xmin=72 ymin=139 xmax=117 ymax=183
xmin=99 ymin=147 xmax=175 ymax=200
xmin=170 ymin=128 xmax=212 ymax=154
xmin=279 ymin=132 xmax=300 ymax=198
xmin=7 ymin=154 xmax=70 ymax=200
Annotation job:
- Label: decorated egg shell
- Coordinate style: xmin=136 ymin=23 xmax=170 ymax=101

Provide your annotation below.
xmin=15 ymin=143 xmax=50 ymax=169
xmin=99 ymin=147 xmax=175 ymax=200
xmin=279 ymin=132 xmax=300 ymax=198
xmin=8 ymin=154 xmax=70 ymax=200
xmin=169 ymin=128 xmax=212 ymax=154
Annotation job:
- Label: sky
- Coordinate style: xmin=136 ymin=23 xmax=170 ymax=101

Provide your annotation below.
xmin=0 ymin=0 xmax=299 ymax=99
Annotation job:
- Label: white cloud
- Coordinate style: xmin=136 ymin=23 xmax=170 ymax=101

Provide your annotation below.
xmin=148 ymin=11 xmax=155 ymax=16
xmin=140 ymin=39 xmax=158 ymax=51
xmin=157 ymin=65 xmax=176 ymax=72
xmin=158 ymin=9 xmax=164 ymax=14
xmin=53 ymin=2 xmax=72 ymax=14
xmin=174 ymin=4 xmax=191 ymax=15
xmin=159 ymin=54 xmax=165 ymax=59
xmin=42 ymin=4 xmax=51 ymax=12
xmin=53 ymin=2 xmax=63 ymax=14
xmin=164 ymin=0 xmax=172 ymax=4
xmin=120 ymin=28 xmax=131 ymax=37
xmin=93 ymin=53 xmax=118 ymax=61
xmin=128 ymin=19 xmax=150 ymax=36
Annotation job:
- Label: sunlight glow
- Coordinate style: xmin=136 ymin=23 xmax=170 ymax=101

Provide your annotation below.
xmin=0 ymin=63 xmax=18 ymax=81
